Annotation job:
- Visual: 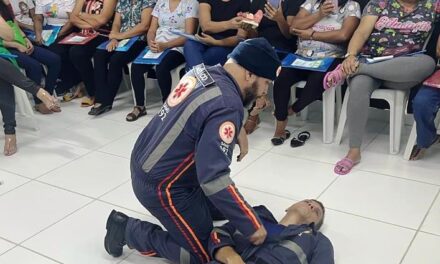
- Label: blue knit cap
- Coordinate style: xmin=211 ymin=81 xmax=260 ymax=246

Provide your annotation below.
xmin=227 ymin=38 xmax=281 ymax=81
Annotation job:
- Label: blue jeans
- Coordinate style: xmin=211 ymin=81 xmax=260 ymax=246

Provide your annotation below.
xmin=183 ymin=40 xmax=233 ymax=71
xmin=10 ymin=46 xmax=61 ymax=104
xmin=413 ymin=86 xmax=440 ymax=148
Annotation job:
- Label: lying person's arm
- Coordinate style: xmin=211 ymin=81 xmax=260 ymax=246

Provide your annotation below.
xmin=209 ymin=224 xmax=245 ymax=264
xmin=215 ymin=247 xmax=245 ymax=264
xmin=310 ymin=233 xmax=335 ymax=264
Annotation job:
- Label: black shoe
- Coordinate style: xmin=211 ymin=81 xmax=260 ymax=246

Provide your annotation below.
xmin=104 ymin=210 xmax=128 ymax=258
xmin=88 ymin=105 xmax=112 ymax=116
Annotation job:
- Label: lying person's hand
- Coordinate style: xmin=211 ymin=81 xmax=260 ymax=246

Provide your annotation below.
xmin=249 ymin=225 xmax=267 ymax=245
xmin=226 ymin=255 xmax=246 ymax=264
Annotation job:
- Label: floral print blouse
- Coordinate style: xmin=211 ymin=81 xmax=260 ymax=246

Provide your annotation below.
xmin=116 ymin=0 xmax=156 ymax=32
xmin=363 ymin=0 xmax=440 ymax=56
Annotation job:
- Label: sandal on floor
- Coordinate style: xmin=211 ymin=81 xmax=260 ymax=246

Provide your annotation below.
xmin=290 ymin=131 xmax=311 ymax=148
xmin=63 ymin=85 xmax=85 ymax=102
xmin=126 ymin=106 xmax=147 ymax=122
xmin=323 ymin=64 xmax=346 ymax=90
xmin=271 ymin=130 xmax=291 ymax=146
xmin=244 ymin=115 xmax=261 ymax=135
xmin=81 ymin=97 xmax=95 ymax=107
xmin=334 ymin=157 xmax=360 ymax=175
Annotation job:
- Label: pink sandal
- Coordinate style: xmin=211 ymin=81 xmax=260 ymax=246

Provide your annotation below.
xmin=334 ymin=157 xmax=360 ymax=175
xmin=323 ymin=64 xmax=346 ymax=90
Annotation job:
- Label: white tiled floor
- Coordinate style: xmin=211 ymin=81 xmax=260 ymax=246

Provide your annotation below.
xmin=0 ymin=97 xmax=439 ymax=263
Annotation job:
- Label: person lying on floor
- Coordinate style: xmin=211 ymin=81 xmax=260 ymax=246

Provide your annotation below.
xmin=106 ymin=199 xmax=334 ymax=264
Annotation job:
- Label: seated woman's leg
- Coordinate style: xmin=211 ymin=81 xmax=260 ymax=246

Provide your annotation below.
xmin=104 ymin=42 xmax=145 ymax=107
xmin=30 ymin=46 xmax=61 ymax=95
xmin=202 ymin=46 xmax=234 ymax=66
xmin=0 ymin=79 xmax=17 ymax=156
xmin=272 ymin=68 xmax=304 ymax=145
xmin=126 ymin=63 xmax=153 ymax=122
xmin=413 ymin=86 xmax=440 ymax=149
xmin=48 ymin=43 xmax=81 ymax=94
xmin=69 ymin=36 xmax=108 ymax=99
xmin=292 ymin=60 xmax=342 ymax=113
xmin=155 ymin=50 xmax=186 ymax=102
xmin=356 ymin=55 xmax=435 ymax=84
xmin=91 ymin=49 xmax=112 ymax=112
xmin=183 ymin=40 xmax=208 ymax=71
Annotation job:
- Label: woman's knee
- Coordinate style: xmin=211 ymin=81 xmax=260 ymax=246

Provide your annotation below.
xmin=413 ymin=87 xmax=436 ymax=114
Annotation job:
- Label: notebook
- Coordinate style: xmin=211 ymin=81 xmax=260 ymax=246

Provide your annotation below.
xmin=97 ymin=36 xmax=140 ymax=52
xmin=133 ymin=47 xmax=170 ymax=65
xmin=59 ymin=32 xmax=98 ymax=45
xmin=281 ymin=53 xmax=335 ymax=72
xmin=24 ymin=25 xmax=61 ymax=46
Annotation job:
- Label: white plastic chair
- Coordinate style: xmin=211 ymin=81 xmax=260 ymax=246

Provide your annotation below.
xmin=14 ymin=86 xmax=39 ymax=131
xmin=124 ymin=63 xmax=185 ymax=106
xmin=335 ymin=88 xmax=408 ymax=154
xmin=403 ymin=110 xmax=440 ymax=160
xmin=290 ymin=81 xmax=342 ymax=144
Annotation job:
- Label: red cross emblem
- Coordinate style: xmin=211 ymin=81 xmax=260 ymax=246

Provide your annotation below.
xmin=173 ymin=82 xmax=188 ymax=99
xmin=219 ymin=121 xmax=235 ymax=144
xmin=167 ymin=76 xmax=197 ymax=107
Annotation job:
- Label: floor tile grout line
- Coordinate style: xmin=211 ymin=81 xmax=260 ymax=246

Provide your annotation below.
xmin=316 ymin=176 xmax=340 ymax=200
xmin=0 ymin=244 xmax=18 ymax=258
xmin=15 ymin=245 xmax=63 ymax=263
xmin=236 ymin=185 xmax=424 ymax=232
xmin=418 ymin=230 xmax=440 ymax=238
xmin=398 ymin=188 xmax=440 ymax=264
xmin=230 ymin=151 xmax=268 ymax=179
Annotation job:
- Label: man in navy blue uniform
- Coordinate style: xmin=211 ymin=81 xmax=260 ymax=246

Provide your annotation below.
xmin=104 ymin=38 xmax=281 ymax=263
xmin=210 ymin=199 xmax=334 ymax=264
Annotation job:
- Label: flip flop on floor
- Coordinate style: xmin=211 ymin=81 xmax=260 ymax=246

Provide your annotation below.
xmin=271 ymin=130 xmax=291 ymax=146
xmin=334 ymin=157 xmax=360 ymax=175
xmin=323 ymin=64 xmax=346 ymax=90
xmin=290 ymin=131 xmax=311 ymax=148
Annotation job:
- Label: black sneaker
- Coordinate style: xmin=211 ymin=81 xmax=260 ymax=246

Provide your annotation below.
xmin=104 ymin=210 xmax=128 ymax=257
xmin=88 ymin=105 xmax=112 ymax=116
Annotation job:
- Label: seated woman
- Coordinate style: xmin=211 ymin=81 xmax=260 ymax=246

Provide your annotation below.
xmin=183 ymin=0 xmax=250 ymax=71
xmin=325 ymin=0 xmax=438 ymax=174
xmin=1 ymin=0 xmax=61 ymax=114
xmin=9 ymin=0 xmax=34 ymax=32
xmin=0 ymin=17 xmax=59 ymax=156
xmin=243 ymin=0 xmax=302 ymax=134
xmin=127 ymin=0 xmax=198 ymax=122
xmin=68 ymin=0 xmax=117 ymax=106
xmin=410 ymin=36 xmax=440 ymax=160
xmin=89 ymin=0 xmax=155 ymax=116
xmin=34 ymin=0 xmax=81 ymax=100
xmin=271 ymin=0 xmax=360 ymax=145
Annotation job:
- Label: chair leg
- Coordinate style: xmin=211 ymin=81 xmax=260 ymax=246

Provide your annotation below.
xmin=323 ymin=87 xmax=335 ymax=144
xmin=335 ymin=89 xmax=350 ymax=145
xmin=335 ymin=85 xmax=342 ymax=123
xmin=403 ymin=122 xmax=417 ymax=160
xmin=390 ymin=92 xmax=405 ymax=154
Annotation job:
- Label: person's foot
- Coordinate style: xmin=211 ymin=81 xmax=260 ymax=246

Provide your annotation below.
xmin=334 ymin=148 xmax=361 ymax=175
xmin=104 ymin=210 xmax=128 ymax=258
xmin=88 ymin=104 xmax=112 ymax=116
xmin=36 ymin=89 xmax=61 ymax=112
xmin=126 ymin=106 xmax=147 ymax=122
xmin=4 ymin=134 xmax=17 ymax=156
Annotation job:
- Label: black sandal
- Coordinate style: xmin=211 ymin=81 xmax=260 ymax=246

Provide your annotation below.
xmin=271 ymin=130 xmax=291 ymax=146
xmin=126 ymin=106 xmax=147 ymax=122
xmin=88 ymin=104 xmax=112 ymax=116
xmin=290 ymin=131 xmax=311 ymax=148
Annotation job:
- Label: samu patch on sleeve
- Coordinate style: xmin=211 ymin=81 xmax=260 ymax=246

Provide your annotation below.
xmin=219 ymin=121 xmax=235 ymax=144
xmin=167 ymin=76 xmax=197 ymax=107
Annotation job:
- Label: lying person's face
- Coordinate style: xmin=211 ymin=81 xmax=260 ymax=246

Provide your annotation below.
xmin=285 ymin=199 xmax=324 ymax=228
